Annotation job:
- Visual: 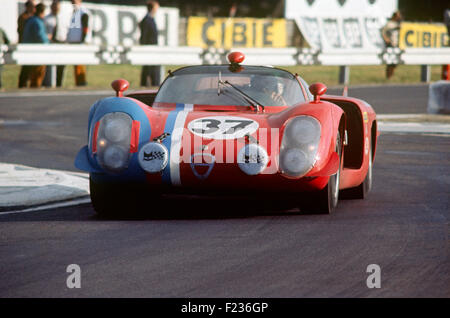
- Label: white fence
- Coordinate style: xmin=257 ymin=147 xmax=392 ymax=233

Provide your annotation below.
xmin=1 ymin=44 xmax=450 ymax=84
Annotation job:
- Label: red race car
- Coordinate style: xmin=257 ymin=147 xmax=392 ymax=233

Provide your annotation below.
xmin=75 ymin=52 xmax=377 ymax=217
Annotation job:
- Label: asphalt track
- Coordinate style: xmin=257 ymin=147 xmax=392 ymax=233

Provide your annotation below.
xmin=0 ymin=84 xmax=449 ymax=297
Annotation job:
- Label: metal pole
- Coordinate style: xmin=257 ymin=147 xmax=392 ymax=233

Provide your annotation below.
xmin=50 ymin=65 xmax=56 ymax=88
xmin=339 ymin=65 xmax=350 ymax=85
xmin=159 ymin=65 xmax=165 ymax=86
xmin=420 ymin=65 xmax=431 ymax=83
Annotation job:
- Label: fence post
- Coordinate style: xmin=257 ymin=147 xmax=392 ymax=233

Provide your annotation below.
xmin=50 ymin=65 xmax=56 ymax=88
xmin=159 ymin=65 xmax=165 ymax=85
xmin=339 ymin=65 xmax=350 ymax=85
xmin=420 ymin=65 xmax=431 ymax=82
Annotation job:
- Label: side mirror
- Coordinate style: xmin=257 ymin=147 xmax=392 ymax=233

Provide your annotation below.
xmin=309 ymin=82 xmax=327 ymax=103
xmin=111 ymin=79 xmax=129 ymax=97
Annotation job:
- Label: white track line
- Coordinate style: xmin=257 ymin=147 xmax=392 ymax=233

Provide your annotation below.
xmin=0 ymin=90 xmax=112 ymax=98
xmin=0 ymin=197 xmax=91 ymax=216
xmin=378 ymin=122 xmax=450 ymax=134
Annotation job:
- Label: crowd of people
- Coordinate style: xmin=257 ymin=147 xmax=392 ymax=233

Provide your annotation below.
xmin=12 ymin=0 xmax=161 ymax=89
xmin=17 ymin=0 xmax=90 ymax=89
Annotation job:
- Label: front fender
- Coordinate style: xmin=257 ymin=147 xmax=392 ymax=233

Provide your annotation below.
xmin=74 ymin=97 xmax=153 ymax=180
xmin=74 ymin=145 xmax=102 ymax=173
xmin=269 ymin=101 xmax=344 ymax=177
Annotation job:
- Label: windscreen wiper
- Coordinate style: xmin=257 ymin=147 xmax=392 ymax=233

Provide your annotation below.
xmin=218 ymin=79 xmax=265 ymax=112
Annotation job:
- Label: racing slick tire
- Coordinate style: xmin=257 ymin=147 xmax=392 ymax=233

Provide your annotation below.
xmin=301 ymin=131 xmax=342 ymax=214
xmin=340 ymin=139 xmax=373 ymax=200
xmin=89 ymin=176 xmax=154 ymax=219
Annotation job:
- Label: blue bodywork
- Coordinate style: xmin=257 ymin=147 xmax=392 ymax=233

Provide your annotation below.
xmin=74 ymin=97 xmax=152 ymax=183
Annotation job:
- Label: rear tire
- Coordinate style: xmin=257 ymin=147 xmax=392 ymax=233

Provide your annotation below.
xmin=301 ymin=132 xmax=342 ymax=214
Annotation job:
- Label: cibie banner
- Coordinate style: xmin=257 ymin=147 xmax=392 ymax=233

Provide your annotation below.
xmin=399 ymin=23 xmax=449 ymax=49
xmin=285 ymin=0 xmax=398 ymax=51
xmin=187 ymin=17 xmax=287 ymax=48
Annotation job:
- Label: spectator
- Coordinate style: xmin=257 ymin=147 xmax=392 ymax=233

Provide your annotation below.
xmin=43 ymin=0 xmax=66 ymax=87
xmin=443 ymin=7 xmax=450 ymax=80
xmin=0 ymin=28 xmax=10 ymax=89
xmin=444 ymin=7 xmax=450 ymax=39
xmin=139 ymin=1 xmax=160 ymax=87
xmin=17 ymin=0 xmax=36 ymax=88
xmin=18 ymin=0 xmax=36 ymax=43
xmin=381 ymin=11 xmax=402 ymax=79
xmin=67 ymin=0 xmax=90 ymax=86
xmin=22 ymin=2 xmax=49 ymax=88
xmin=229 ymin=3 xmax=237 ymax=18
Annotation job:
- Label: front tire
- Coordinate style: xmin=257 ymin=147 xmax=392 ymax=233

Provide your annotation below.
xmin=89 ymin=177 xmax=152 ymax=219
xmin=301 ymin=132 xmax=342 ymax=214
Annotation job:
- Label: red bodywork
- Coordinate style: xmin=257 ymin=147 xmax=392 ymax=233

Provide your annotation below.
xmin=118 ymin=87 xmax=377 ymax=194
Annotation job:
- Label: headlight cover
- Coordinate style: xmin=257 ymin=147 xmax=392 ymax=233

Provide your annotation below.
xmin=237 ymin=143 xmax=269 ymax=175
xmin=138 ymin=142 xmax=169 ymax=173
xmin=96 ymin=112 xmax=132 ymax=172
xmin=280 ymin=116 xmax=321 ymax=177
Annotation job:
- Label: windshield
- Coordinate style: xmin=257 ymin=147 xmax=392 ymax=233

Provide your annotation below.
xmin=154 ymin=65 xmax=308 ymax=107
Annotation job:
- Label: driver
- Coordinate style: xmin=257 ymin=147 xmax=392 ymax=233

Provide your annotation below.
xmin=250 ymin=75 xmax=287 ymax=106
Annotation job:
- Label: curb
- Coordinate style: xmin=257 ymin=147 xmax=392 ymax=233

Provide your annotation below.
xmin=0 ymin=163 xmax=90 ymax=212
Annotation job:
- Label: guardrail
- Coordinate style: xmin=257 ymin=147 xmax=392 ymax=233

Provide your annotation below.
xmin=1 ymin=44 xmax=449 ymax=85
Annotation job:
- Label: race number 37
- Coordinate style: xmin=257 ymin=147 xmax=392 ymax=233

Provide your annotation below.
xmin=188 ymin=116 xmax=259 ymax=140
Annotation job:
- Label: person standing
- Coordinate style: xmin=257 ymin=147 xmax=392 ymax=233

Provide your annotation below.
xmin=444 ymin=7 xmax=450 ymax=37
xmin=381 ymin=11 xmax=402 ymax=79
xmin=17 ymin=0 xmax=36 ymax=88
xmin=43 ymin=0 xmax=66 ymax=87
xmin=22 ymin=2 xmax=49 ymax=88
xmin=18 ymin=0 xmax=36 ymax=43
xmin=139 ymin=1 xmax=160 ymax=87
xmin=67 ymin=0 xmax=90 ymax=86
xmin=442 ymin=7 xmax=450 ymax=80
xmin=0 ymin=28 xmax=10 ymax=89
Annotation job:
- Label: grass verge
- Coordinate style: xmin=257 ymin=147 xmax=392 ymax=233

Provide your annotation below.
xmin=0 ymin=64 xmax=444 ymax=91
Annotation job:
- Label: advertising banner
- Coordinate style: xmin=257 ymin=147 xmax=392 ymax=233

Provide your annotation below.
xmin=285 ymin=0 xmax=398 ymax=51
xmin=187 ymin=17 xmax=287 ymax=49
xmin=399 ymin=22 xmax=449 ymax=49
xmin=0 ymin=0 xmax=179 ymax=46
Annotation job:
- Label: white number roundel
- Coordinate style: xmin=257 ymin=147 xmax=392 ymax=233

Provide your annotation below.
xmin=187 ymin=116 xmax=259 ymax=140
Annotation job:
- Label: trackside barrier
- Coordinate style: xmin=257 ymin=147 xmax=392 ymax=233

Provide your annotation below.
xmin=428 ymin=81 xmax=450 ymax=114
xmin=1 ymin=45 xmax=450 ymax=84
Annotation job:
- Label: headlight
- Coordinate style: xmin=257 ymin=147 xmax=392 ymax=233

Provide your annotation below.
xmin=96 ymin=112 xmax=132 ymax=172
xmin=138 ymin=142 xmax=169 ymax=173
xmin=283 ymin=116 xmax=320 ymax=147
xmin=237 ymin=143 xmax=269 ymax=175
xmin=280 ymin=116 xmax=321 ymax=178
xmin=280 ymin=148 xmax=309 ymax=176
xmin=102 ymin=145 xmax=130 ymax=170
xmin=103 ymin=115 xmax=131 ymax=143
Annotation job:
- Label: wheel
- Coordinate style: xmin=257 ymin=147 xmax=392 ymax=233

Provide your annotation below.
xmin=301 ymin=131 xmax=342 ymax=214
xmin=340 ymin=139 xmax=372 ymax=200
xmin=89 ymin=176 xmax=153 ymax=219
xmin=90 ymin=176 xmax=122 ymax=218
